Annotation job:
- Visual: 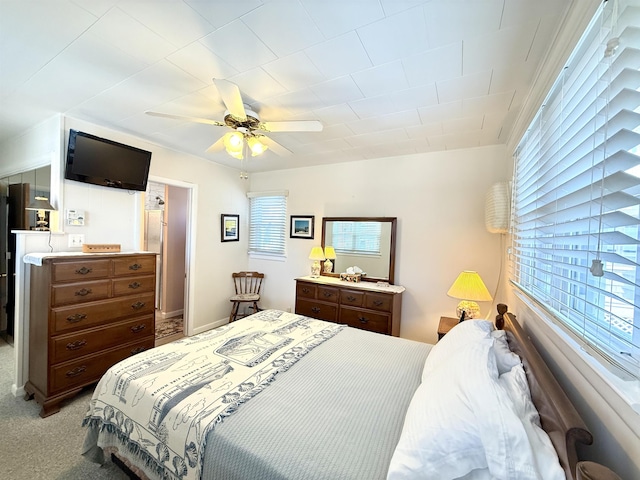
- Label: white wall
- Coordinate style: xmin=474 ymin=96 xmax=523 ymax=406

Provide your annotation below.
xmin=4 ymin=116 xmax=251 ymax=392
xmin=248 ymin=144 xmax=510 ymax=344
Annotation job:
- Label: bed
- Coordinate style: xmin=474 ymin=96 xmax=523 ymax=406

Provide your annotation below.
xmin=82 ymin=307 xmax=619 ymax=480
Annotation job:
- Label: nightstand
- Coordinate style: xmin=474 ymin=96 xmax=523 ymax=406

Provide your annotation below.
xmin=437 ymin=316 xmax=459 ymax=340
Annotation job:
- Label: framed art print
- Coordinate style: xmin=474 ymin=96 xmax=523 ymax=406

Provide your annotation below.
xmin=290 ymin=215 xmax=314 ymax=239
xmin=221 ymin=214 xmax=239 ymax=242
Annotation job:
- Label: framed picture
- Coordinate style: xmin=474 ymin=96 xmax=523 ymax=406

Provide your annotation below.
xmin=221 ymin=214 xmax=239 ymax=242
xmin=290 ymin=215 xmax=314 ymax=239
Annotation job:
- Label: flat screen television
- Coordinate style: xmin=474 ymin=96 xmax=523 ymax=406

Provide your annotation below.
xmin=65 ymin=130 xmax=152 ymax=191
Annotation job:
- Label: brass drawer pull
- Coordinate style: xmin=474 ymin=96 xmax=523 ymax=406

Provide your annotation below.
xmin=65 ymin=366 xmax=87 ymax=377
xmin=130 ymin=324 xmax=146 ymax=333
xmin=358 ymin=317 xmax=369 ymax=324
xmin=302 ymin=287 xmax=310 ymax=294
xmin=66 ymin=313 xmax=87 ymax=323
xmin=373 ymin=300 xmax=384 ymax=307
xmin=346 ymin=295 xmax=356 ymax=302
xmin=130 ymin=347 xmax=145 ymax=355
xmin=66 ymin=340 xmax=87 ymax=350
xmin=129 ymin=282 xmax=141 ymax=289
xmin=129 ymin=263 xmax=143 ymax=271
xmin=322 ymin=291 xmax=333 ymax=298
xmin=311 ymin=307 xmax=320 ymax=314
xmin=75 ymin=288 xmax=92 ymax=296
xmin=75 ymin=267 xmax=92 ymax=275
xmin=131 ymin=301 xmax=145 ymax=310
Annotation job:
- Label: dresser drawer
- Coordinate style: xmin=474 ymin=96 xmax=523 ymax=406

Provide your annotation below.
xmin=296 ymin=282 xmax=317 ymax=299
xmin=49 ymin=338 xmax=154 ymax=393
xmin=51 ymin=280 xmax=111 ymax=307
xmin=52 ymin=292 xmax=155 ymax=333
xmin=317 ymin=286 xmax=339 ymax=303
xmin=296 ymin=298 xmax=338 ymax=322
xmin=113 ymin=274 xmax=155 ymax=297
xmin=340 ymin=289 xmax=364 ymax=307
xmin=365 ymin=293 xmax=393 ymax=312
xmin=52 ymin=260 xmax=111 ymax=282
xmin=51 ymin=315 xmax=154 ymax=363
xmin=341 ymin=307 xmax=390 ymax=334
xmin=113 ymin=256 xmax=156 ymax=276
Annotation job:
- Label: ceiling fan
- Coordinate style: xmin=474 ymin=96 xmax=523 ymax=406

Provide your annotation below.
xmin=146 ymin=78 xmax=323 ymax=159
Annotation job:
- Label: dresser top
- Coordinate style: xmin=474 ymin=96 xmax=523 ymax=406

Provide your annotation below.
xmin=23 ymin=251 xmax=156 ymax=266
xmin=296 ymin=275 xmax=405 ymax=294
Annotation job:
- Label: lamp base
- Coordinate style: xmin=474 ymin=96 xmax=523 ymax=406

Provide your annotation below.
xmin=456 ymin=300 xmax=480 ymax=320
xmin=323 ymin=258 xmax=333 ymax=273
xmin=311 ymin=261 xmax=321 ymax=278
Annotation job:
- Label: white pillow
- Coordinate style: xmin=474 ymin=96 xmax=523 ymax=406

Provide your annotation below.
xmin=422 ymin=319 xmax=494 ymax=381
xmin=498 ymin=364 xmax=565 ymax=480
xmin=389 ymin=338 xmax=563 ymax=480
xmin=491 ymin=329 xmax=521 ymax=375
xmin=389 ymin=338 xmax=496 ymax=479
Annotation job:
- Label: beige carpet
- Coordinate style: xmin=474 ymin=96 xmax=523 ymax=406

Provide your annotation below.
xmin=0 ymin=337 xmax=129 ymax=479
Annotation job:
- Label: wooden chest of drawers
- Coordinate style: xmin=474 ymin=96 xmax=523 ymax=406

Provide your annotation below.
xmin=295 ymin=276 xmax=404 ymax=336
xmin=24 ymin=253 xmax=156 ymax=417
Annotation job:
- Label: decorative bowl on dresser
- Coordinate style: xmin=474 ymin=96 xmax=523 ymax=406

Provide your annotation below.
xmin=23 ymin=252 xmax=157 ymax=417
xmin=295 ymin=276 xmax=405 ymax=336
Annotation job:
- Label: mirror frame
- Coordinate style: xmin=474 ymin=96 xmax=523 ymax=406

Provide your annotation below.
xmin=321 ymin=216 xmax=397 ymax=285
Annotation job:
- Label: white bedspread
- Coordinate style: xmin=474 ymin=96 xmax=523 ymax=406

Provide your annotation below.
xmin=83 ymin=310 xmax=344 ymax=480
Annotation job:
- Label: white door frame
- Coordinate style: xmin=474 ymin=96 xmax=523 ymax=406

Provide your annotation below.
xmin=139 ymin=175 xmax=197 ymax=336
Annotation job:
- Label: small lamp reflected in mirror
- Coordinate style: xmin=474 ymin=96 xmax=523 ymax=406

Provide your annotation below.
xmin=308 ymin=246 xmax=325 ymax=277
xmin=25 ymin=196 xmax=56 ymax=231
xmin=447 ymin=271 xmax=493 ymax=322
xmin=323 ymin=246 xmax=336 ymax=273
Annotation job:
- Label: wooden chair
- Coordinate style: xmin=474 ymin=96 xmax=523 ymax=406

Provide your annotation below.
xmin=229 ymin=271 xmax=264 ymax=322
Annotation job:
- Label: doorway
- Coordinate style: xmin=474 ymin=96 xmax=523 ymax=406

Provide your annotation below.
xmin=143 ymin=180 xmax=191 ymax=345
xmin=0 ymin=167 xmax=51 ymax=344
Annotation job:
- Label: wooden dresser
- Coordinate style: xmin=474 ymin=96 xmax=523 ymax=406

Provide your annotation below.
xmin=24 ymin=252 xmax=157 ymax=417
xmin=295 ymin=276 xmax=405 ymax=336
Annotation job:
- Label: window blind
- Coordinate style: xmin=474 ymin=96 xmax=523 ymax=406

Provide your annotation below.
xmin=332 ymin=221 xmax=382 ymax=255
xmin=248 ymin=191 xmax=287 ymax=256
xmin=511 ymin=0 xmax=640 ymax=378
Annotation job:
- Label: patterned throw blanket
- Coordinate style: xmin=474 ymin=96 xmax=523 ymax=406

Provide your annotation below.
xmin=83 ymin=310 xmax=344 ymax=480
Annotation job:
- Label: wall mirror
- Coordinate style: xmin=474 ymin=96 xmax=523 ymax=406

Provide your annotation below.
xmin=321 ymin=217 xmax=397 ymax=284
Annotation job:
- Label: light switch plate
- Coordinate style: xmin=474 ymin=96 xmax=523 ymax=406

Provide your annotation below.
xmin=68 ymin=234 xmax=85 ymax=248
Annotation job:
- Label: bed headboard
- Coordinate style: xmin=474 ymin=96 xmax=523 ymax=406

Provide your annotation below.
xmin=495 ymin=305 xmax=593 ymax=480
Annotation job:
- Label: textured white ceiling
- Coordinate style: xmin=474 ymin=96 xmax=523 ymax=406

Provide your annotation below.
xmin=0 ymin=0 xmax=572 ymax=172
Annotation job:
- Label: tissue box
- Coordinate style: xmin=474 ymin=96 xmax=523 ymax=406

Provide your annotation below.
xmin=340 ymin=273 xmax=361 ymax=283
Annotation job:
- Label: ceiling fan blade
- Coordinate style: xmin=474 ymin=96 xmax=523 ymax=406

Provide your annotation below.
xmin=146 ymin=111 xmax=225 ymax=127
xmin=260 ymin=136 xmax=293 ymax=157
xmin=260 ymin=120 xmax=323 ymax=133
xmin=213 ymin=78 xmax=247 ymax=121
xmin=205 ymin=136 xmax=225 ymax=153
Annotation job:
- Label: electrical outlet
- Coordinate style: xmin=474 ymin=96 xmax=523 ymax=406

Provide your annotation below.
xmin=68 ymin=234 xmax=85 ymax=248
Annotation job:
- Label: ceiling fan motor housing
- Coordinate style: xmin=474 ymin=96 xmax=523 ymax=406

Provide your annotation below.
xmin=224 ymin=107 xmax=261 ymax=132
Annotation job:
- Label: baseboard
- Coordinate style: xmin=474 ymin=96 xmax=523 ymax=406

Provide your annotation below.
xmin=157 ymin=309 xmax=184 ymax=320
xmin=11 ymin=383 xmax=25 ymax=398
xmin=192 ymin=317 xmax=228 ymax=335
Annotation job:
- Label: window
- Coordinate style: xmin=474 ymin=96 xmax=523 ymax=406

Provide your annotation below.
xmin=248 ymin=191 xmax=287 ymax=257
xmin=332 ymin=221 xmax=382 ymax=256
xmin=511 ymin=0 xmax=640 ymax=379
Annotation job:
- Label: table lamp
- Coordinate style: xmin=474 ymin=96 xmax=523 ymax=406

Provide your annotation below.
xmin=323 ymin=246 xmax=336 ymax=273
xmin=309 ymin=246 xmax=325 ymax=277
xmin=447 ymin=271 xmax=493 ymax=321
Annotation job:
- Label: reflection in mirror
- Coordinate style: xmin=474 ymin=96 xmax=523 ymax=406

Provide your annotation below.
xmin=321 ymin=217 xmax=397 ymax=284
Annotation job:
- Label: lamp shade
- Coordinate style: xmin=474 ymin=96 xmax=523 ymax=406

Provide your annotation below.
xmin=247 ymin=136 xmax=268 ymax=156
xmin=25 ymin=196 xmax=55 ymax=211
xmin=308 ymin=246 xmax=326 ymax=261
xmin=447 ymin=271 xmax=492 ymax=301
xmin=323 ymin=246 xmax=336 ymax=259
xmin=447 ymin=271 xmax=492 ymax=320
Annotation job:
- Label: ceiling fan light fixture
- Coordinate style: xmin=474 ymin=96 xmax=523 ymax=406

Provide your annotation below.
xmin=247 ymin=136 xmax=268 ymax=156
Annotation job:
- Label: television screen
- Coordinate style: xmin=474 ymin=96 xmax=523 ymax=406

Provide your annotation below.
xmin=65 ymin=130 xmax=152 ymax=191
